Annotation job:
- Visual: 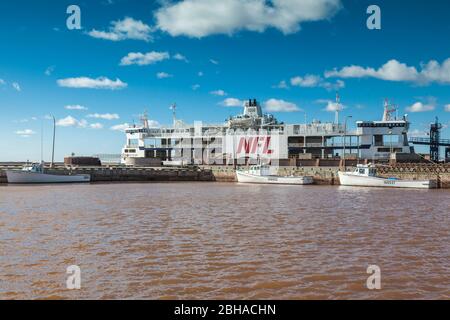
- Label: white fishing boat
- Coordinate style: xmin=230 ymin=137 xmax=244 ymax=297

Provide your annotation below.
xmin=6 ymin=115 xmax=91 ymax=184
xmin=338 ymin=164 xmax=436 ymax=189
xmin=236 ymin=165 xmax=314 ymax=185
xmin=6 ymin=163 xmax=90 ymax=184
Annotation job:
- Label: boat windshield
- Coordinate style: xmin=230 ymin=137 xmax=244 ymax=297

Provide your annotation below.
xmin=354 ymin=167 xmax=376 ymax=176
xmin=23 ymin=164 xmax=43 ymax=173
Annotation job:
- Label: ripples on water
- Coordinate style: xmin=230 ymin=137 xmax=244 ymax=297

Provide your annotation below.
xmin=0 ymin=183 xmax=449 ymax=300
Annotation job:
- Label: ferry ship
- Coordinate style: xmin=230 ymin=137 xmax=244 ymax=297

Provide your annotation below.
xmin=120 ymin=98 xmax=416 ymax=166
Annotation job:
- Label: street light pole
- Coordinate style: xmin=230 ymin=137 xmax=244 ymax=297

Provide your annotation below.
xmin=342 ymin=115 xmax=352 ymax=169
xmin=389 ymin=129 xmax=393 ymax=163
xmin=51 ymin=115 xmax=56 ymax=168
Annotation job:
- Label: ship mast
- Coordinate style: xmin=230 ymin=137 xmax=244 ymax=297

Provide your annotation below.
xmin=141 ymin=110 xmax=149 ymax=129
xmin=335 ymin=92 xmax=341 ymax=124
xmin=170 ymin=103 xmax=177 ymax=127
xmin=51 ymin=115 xmax=56 ymax=168
xmin=382 ymin=98 xmax=397 ymax=121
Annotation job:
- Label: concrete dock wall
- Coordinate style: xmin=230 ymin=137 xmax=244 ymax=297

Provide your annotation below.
xmin=0 ymin=167 xmax=214 ymax=184
xmin=1 ymin=164 xmax=449 ymax=188
xmin=206 ymin=166 xmax=342 ymax=184
xmin=206 ymin=165 xmax=450 ymax=188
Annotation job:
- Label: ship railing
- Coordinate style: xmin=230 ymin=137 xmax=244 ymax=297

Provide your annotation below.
xmin=291 ymin=128 xmax=346 ymax=136
xmin=146 ymin=132 xmax=193 ymax=138
xmin=289 ymin=142 xmax=361 ymax=148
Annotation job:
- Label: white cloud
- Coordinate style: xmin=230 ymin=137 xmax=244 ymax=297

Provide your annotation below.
xmin=57 ymin=77 xmax=127 ymax=90
xmin=198 ymin=71 xmax=204 ymax=77
xmin=210 ymin=59 xmax=219 ymax=65
xmin=15 ymin=129 xmax=36 ymax=137
xmin=324 ymin=101 xmax=344 ymax=112
xmin=192 ymin=84 xmax=200 ymax=90
xmin=322 ymin=80 xmax=345 ymax=91
xmin=173 ymin=53 xmax=188 ymax=62
xmin=291 ymin=74 xmax=321 ymax=87
xmin=120 ymin=51 xmax=170 ymax=66
xmin=155 ymin=0 xmax=342 ymax=38
xmin=316 ymin=99 xmax=345 ymax=112
xmin=110 ymin=123 xmax=130 ymax=131
xmin=221 ymin=98 xmax=244 ymax=107
xmin=405 ymin=102 xmax=435 ymax=113
xmin=273 ymin=80 xmax=289 ymax=89
xmin=325 ymin=58 xmax=450 ymax=85
xmin=445 ymin=104 xmax=450 ymax=112
xmin=56 ymin=116 xmax=88 ymax=128
xmin=65 ymin=105 xmax=88 ymax=111
xmin=89 ymin=123 xmax=103 ymax=129
xmin=210 ymin=89 xmax=227 ymax=96
xmin=0 ymin=79 xmax=5 ymax=85
xmin=409 ymin=129 xmax=428 ymax=138
xmin=264 ymin=98 xmax=300 ymax=112
xmin=45 ymin=66 xmax=55 ymax=76
xmin=87 ymin=113 xmax=120 ymax=120
xmin=12 ymin=82 xmax=21 ymax=91
xmin=290 ymin=74 xmax=345 ymax=91
xmin=88 ymin=17 xmax=153 ymax=42
xmin=156 ymin=72 xmax=173 ymax=79
xmin=147 ymin=120 xmax=160 ymax=127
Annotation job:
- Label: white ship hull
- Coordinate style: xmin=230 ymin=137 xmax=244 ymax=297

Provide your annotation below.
xmin=338 ymin=172 xmax=435 ymax=189
xmin=236 ymin=171 xmax=314 ymax=185
xmin=6 ymin=171 xmax=91 ymax=184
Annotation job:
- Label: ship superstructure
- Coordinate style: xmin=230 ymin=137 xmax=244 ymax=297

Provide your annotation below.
xmin=121 ymin=99 xmax=416 ymax=166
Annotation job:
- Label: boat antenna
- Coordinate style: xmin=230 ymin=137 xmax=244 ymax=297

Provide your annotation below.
xmin=51 ymin=115 xmax=56 ymax=168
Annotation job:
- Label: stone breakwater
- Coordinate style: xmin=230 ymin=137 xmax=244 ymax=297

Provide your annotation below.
xmin=0 ymin=166 xmax=215 ymax=184
xmin=206 ymin=164 xmax=450 ymax=189
xmin=1 ymin=164 xmax=449 ymax=188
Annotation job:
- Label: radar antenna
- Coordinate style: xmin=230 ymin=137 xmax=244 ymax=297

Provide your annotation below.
xmin=383 ymin=98 xmax=397 ymax=121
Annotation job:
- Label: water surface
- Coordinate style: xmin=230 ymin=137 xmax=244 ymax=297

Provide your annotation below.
xmin=0 ymin=183 xmax=449 ymax=299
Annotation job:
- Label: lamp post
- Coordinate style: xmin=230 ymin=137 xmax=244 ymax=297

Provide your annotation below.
xmin=51 ymin=115 xmax=56 ymax=168
xmin=388 ymin=129 xmax=393 ymax=163
xmin=342 ymin=115 xmax=353 ymax=169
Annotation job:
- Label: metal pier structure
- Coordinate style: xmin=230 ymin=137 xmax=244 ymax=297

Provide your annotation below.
xmin=409 ymin=118 xmax=450 ymax=162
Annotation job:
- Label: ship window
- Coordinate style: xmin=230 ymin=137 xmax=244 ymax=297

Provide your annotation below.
xmin=359 ymin=169 xmax=365 ymax=174
xmin=128 ymin=139 xmax=139 ymax=147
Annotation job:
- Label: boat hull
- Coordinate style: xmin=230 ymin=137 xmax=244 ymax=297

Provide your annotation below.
xmin=338 ymin=172 xmax=436 ymax=189
xmin=6 ymin=171 xmax=91 ymax=184
xmin=236 ymin=171 xmax=314 ymax=185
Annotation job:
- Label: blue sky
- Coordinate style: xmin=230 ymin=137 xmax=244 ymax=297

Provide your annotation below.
xmin=1 ymin=0 xmax=449 ymax=161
